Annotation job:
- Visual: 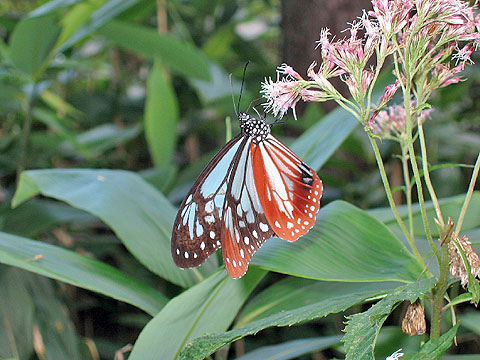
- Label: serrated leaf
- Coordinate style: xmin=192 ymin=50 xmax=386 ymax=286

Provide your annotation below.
xmin=402 ymin=323 xmax=460 ymax=360
xmin=12 ymin=169 xmax=217 ymax=287
xmin=0 ymin=231 xmax=166 ymax=315
xmin=343 ymin=278 xmax=436 ymax=360
xmin=180 ymin=279 xmax=397 ymax=360
xmin=251 ymin=201 xmax=423 ymax=282
xmin=129 ymin=269 xmax=265 ymax=360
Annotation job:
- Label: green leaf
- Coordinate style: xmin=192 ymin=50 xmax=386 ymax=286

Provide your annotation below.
xmin=0 ymin=231 xmax=166 ymax=315
xmin=180 ymin=277 xmax=397 ymax=360
xmin=236 ymin=335 xmax=342 ymax=360
xmin=58 ymin=0 xmax=143 ymax=52
xmin=28 ymin=0 xmax=84 ymax=18
xmin=98 ymin=20 xmax=210 ymax=80
xmin=343 ymin=278 xmax=436 ymax=360
xmin=251 ymin=201 xmax=423 ymax=282
xmin=0 ymin=267 xmax=35 ymax=360
xmin=129 ymin=269 xmax=265 ymax=360
xmin=12 ymin=169 xmax=216 ymax=287
xmin=369 ymin=192 xmax=480 ymax=237
xmin=458 ymin=312 xmax=480 ymax=335
xmin=144 ymin=61 xmax=179 ymax=166
xmin=237 ymin=278 xmax=400 ymax=327
xmin=9 ymin=13 xmax=61 ymax=77
xmin=402 ymin=323 xmax=460 ymax=360
xmin=1 ymin=199 xmax=94 ymax=237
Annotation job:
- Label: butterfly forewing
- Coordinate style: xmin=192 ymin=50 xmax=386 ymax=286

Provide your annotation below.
xmin=171 ymin=135 xmax=245 ymax=268
xmin=251 ymin=134 xmax=323 ymax=241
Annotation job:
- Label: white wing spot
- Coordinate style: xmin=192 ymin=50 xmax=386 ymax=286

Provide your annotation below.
xmin=240 ymin=249 xmax=245 ymax=258
xmin=259 ymin=222 xmax=269 ymax=232
xmin=308 ymin=195 xmax=311 ymax=199
xmin=302 ymin=225 xmax=306 ymax=230
xmin=194 ymin=253 xmax=198 ymax=258
xmin=250 ymin=245 xmax=255 ymax=251
xmin=304 ymin=221 xmax=309 ymax=225
xmin=275 ymin=221 xmax=281 ymax=228
xmin=238 ymin=260 xmax=242 ymax=266
xmin=252 ymin=230 xmax=258 ymax=238
xmin=239 ymin=220 xmax=246 ymax=227
xmin=217 ymin=240 xmax=221 ymax=247
xmin=291 ymin=231 xmax=295 ymax=236
xmin=295 ymin=229 xmax=299 ymax=233
xmin=176 ymin=248 xmax=180 ymax=255
xmin=309 ymin=213 xmax=313 ymax=218
xmin=209 ymin=231 xmax=215 ymax=239
xmin=196 ymin=221 xmax=204 ymax=237
xmin=233 ymin=260 xmax=237 ymax=267
xmin=184 ymin=252 xmax=189 ymax=259
xmin=205 ymin=200 xmax=215 ymax=213
xmin=244 ymin=236 xmax=250 ymax=245
xmin=287 ymin=222 xmax=294 ymax=229
xmin=237 ymin=203 xmax=243 ymax=216
xmin=314 ymin=190 xmax=319 ymax=195
xmin=297 ymin=218 xmax=301 ymax=224
xmin=205 ymin=215 xmax=215 ymax=224
xmin=226 ymin=257 xmax=230 ymax=263
xmin=310 ymin=205 xmax=315 ymax=211
xmin=186 ymin=194 xmax=193 ymax=204
xmin=200 ymin=241 xmax=206 ymax=250
xmin=313 ymin=198 xmax=317 ymax=203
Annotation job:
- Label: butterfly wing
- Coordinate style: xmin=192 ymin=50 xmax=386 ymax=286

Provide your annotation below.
xmin=172 ymin=135 xmax=246 ymax=268
xmin=220 ymin=137 xmax=276 ymax=278
xmin=251 ymin=134 xmax=323 ymax=241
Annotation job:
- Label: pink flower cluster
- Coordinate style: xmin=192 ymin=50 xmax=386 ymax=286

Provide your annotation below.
xmin=261 ymin=0 xmax=480 ymax=125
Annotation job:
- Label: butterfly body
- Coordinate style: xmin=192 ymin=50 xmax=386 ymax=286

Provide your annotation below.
xmin=172 ymin=112 xmax=322 ymax=278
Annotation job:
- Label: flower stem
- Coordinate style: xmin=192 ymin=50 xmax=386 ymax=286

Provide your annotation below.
xmin=368 ymin=134 xmax=425 ymax=265
xmin=430 ymin=244 xmax=450 ymax=339
xmin=404 ymin=92 xmax=441 ymax=263
xmin=456 ymin=152 xmax=480 ymax=234
xmin=401 ymin=143 xmax=414 ymax=236
xmin=418 ymin=122 xmax=445 ymax=228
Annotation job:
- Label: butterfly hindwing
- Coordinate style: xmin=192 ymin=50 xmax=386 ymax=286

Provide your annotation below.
xmin=171 ymin=135 xmax=245 ymax=269
xmin=251 ymin=134 xmax=323 ymax=241
xmin=221 ymin=139 xmax=276 ymax=278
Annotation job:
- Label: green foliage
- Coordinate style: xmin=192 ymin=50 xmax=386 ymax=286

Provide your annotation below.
xmin=0 ymin=0 xmax=479 ymax=359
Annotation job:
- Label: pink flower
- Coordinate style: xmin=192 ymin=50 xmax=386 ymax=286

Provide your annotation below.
xmin=261 ymin=76 xmax=302 ymax=119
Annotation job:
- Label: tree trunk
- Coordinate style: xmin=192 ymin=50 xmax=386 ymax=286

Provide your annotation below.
xmin=281 ymin=0 xmax=371 ymax=112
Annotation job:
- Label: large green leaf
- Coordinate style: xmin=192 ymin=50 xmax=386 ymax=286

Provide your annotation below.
xmin=144 ymin=61 xmax=179 ymax=166
xmin=236 ymin=336 xmax=342 ymax=360
xmin=343 ymin=278 xmax=435 ymax=360
xmin=369 ymin=192 xmax=480 ymax=237
xmin=28 ymin=0 xmax=84 ymax=18
xmin=251 ymin=201 xmax=423 ymax=282
xmin=9 ymin=13 xmax=61 ymax=77
xmin=179 ymin=277 xmax=398 ymax=360
xmin=12 ymin=169 xmax=217 ymax=288
xmin=129 ymin=269 xmax=265 ymax=360
xmin=0 ymin=231 xmax=166 ymax=315
xmin=237 ymin=278 xmax=400 ymax=326
xmin=98 ymin=20 xmax=210 ymax=80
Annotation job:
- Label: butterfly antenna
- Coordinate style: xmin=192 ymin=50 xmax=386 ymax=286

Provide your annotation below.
xmin=229 ymin=74 xmax=238 ymax=117
xmin=246 ymin=96 xmax=263 ymax=113
xmin=237 ymin=61 xmax=250 ymax=112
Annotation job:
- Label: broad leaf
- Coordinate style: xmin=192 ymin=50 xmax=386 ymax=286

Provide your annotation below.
xmin=0 ymin=231 xmax=166 ymax=315
xmin=237 ymin=278 xmax=400 ymax=326
xmin=370 ymin=192 xmax=480 ymax=237
xmin=251 ymin=201 xmax=423 ymax=282
xmin=144 ymin=61 xmax=179 ymax=166
xmin=129 ymin=269 xmax=265 ymax=360
xmin=236 ymin=336 xmax=342 ymax=360
xmin=98 ymin=20 xmax=210 ymax=80
xmin=9 ymin=13 xmax=61 ymax=78
xmin=180 ymin=277 xmax=398 ymax=360
xmin=343 ymin=278 xmax=436 ymax=360
xmin=28 ymin=0 xmax=84 ymax=18
xmin=12 ymin=169 xmax=217 ymax=287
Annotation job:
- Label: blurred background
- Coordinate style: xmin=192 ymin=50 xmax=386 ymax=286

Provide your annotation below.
xmin=0 ymin=0 xmax=479 ymax=359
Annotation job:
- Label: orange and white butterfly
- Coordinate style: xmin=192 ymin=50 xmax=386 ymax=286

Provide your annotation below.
xmin=171 ymin=111 xmax=323 ymax=278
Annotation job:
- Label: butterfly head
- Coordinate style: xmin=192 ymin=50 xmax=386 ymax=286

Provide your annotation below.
xmin=238 ymin=112 xmax=271 ymax=142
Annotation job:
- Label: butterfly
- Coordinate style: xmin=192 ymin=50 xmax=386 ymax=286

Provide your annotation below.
xmin=171 ymin=110 xmax=322 ymax=279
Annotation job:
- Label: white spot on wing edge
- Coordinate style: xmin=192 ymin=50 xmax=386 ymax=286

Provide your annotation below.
xmin=275 ymin=220 xmax=281 ymax=228
xmin=200 ymin=241 xmax=206 ymax=250
xmin=209 ymin=231 xmax=215 ymax=239
xmin=259 ymin=222 xmax=269 ymax=232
